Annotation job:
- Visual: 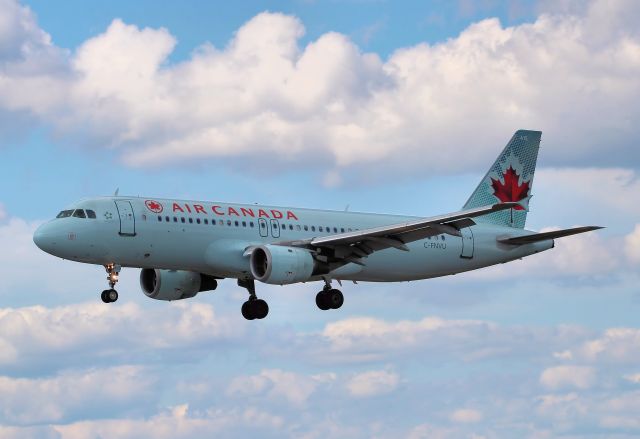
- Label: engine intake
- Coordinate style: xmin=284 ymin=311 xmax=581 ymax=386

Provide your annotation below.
xmin=250 ymin=245 xmax=316 ymax=285
xmin=140 ymin=269 xmax=218 ymax=301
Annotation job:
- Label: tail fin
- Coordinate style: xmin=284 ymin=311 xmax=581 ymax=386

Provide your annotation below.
xmin=463 ymin=130 xmax=542 ymax=229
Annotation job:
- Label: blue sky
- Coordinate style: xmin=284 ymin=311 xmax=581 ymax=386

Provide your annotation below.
xmin=1 ymin=0 xmax=639 ymax=438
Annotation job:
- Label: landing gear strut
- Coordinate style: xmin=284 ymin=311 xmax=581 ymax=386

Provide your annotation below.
xmin=316 ymin=279 xmax=344 ymax=311
xmin=239 ymin=278 xmax=268 ymax=320
xmin=101 ymin=264 xmax=120 ymax=303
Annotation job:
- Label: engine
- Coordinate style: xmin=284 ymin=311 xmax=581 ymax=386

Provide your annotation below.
xmin=250 ymin=245 xmax=316 ymax=285
xmin=140 ymin=269 xmax=218 ymax=301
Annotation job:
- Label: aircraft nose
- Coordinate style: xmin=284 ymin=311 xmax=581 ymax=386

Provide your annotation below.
xmin=33 ymin=222 xmax=56 ymax=254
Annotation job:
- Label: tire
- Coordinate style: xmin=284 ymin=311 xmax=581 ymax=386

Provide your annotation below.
xmin=316 ymin=292 xmax=330 ymax=310
xmin=328 ymin=289 xmax=344 ymax=309
xmin=241 ymin=301 xmax=255 ymax=320
xmin=101 ymin=290 xmax=110 ymax=303
xmin=254 ymin=299 xmax=269 ymax=319
xmin=107 ymin=289 xmax=119 ymax=302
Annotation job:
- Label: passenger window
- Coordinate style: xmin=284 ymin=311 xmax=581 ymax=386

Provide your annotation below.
xmin=196 ymin=218 xmax=201 ymax=224
xmin=289 ymin=224 xmax=293 ymax=230
xmin=157 ymin=216 xmax=162 ymax=222
xmin=333 ymin=227 xmax=337 ymax=233
xmin=242 ymin=221 xmax=246 ymax=227
xmin=319 ymin=226 xmax=323 ymax=232
xmin=296 ymin=225 xmax=301 ymax=231
xmin=86 ymin=210 xmax=96 ymax=219
xmin=173 ymin=217 xmax=177 ymax=222
xmin=261 ymin=222 xmax=266 ymax=229
xmin=250 ymin=222 xmax=254 ymax=228
xmin=212 ymin=219 xmax=216 ymax=225
xmin=188 ymin=218 xmax=193 ymax=224
xmin=311 ymin=226 xmax=316 ymax=232
xmin=227 ymin=220 xmax=232 ymax=226
xmin=72 ymin=209 xmax=86 ymax=218
xmin=341 ymin=228 xmax=345 ymax=233
xmin=204 ymin=219 xmax=208 ymax=225
xmin=165 ymin=216 xmax=170 ymax=222
xmin=235 ymin=221 xmax=239 ymax=227
xmin=181 ymin=217 xmax=185 ymax=223
xmin=348 ymin=228 xmax=352 ymax=232
xmin=304 ymin=225 xmax=308 ymax=231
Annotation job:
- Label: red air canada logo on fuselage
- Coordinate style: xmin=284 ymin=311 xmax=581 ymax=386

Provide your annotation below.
xmin=171 ymin=202 xmax=299 ymax=220
xmin=145 ymin=200 xmax=164 ymax=213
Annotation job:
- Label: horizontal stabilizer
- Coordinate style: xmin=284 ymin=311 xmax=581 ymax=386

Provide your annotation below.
xmin=498 ymin=226 xmax=604 ymax=245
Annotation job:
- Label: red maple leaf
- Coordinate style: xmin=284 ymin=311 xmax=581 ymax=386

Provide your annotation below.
xmin=490 ymin=166 xmax=529 ymax=210
xmin=146 ymin=200 xmax=163 ymax=213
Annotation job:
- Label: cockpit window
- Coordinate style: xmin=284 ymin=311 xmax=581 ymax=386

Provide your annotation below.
xmin=72 ymin=209 xmax=86 ymax=218
xmin=56 ymin=210 xmax=73 ymax=218
xmin=86 ymin=210 xmax=96 ymax=219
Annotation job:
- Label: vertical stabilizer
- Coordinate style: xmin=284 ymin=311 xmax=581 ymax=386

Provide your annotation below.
xmin=463 ymin=130 xmax=541 ymax=229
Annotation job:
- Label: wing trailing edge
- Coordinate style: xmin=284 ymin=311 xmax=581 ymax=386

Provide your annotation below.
xmin=497 ymin=226 xmax=604 ymax=245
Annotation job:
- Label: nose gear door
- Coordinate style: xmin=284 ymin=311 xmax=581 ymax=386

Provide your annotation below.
xmin=114 ymin=200 xmax=136 ymax=236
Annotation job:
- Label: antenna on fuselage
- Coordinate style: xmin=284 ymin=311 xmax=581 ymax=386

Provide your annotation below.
xmin=344 ymin=204 xmax=350 ymax=212
xmin=114 ymin=188 xmax=119 ymax=196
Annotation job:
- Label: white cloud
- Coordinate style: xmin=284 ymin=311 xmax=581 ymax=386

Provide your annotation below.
xmin=574 ymin=328 xmax=640 ymax=364
xmin=345 ymin=370 xmax=399 ymax=397
xmin=625 ymin=224 xmax=640 ymax=264
xmin=0 ymin=203 xmax=6 ymax=221
xmin=0 ymin=366 xmax=155 ymax=425
xmin=1 ymin=1 xmax=640 ymax=183
xmin=227 ymin=369 xmax=319 ymax=407
xmin=539 ymin=365 xmax=596 ymax=390
xmin=0 ymin=301 xmax=241 ymax=373
xmin=449 ymin=408 xmax=483 ymax=424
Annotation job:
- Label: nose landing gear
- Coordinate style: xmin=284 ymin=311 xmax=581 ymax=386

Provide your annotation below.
xmin=101 ymin=264 xmax=121 ymax=303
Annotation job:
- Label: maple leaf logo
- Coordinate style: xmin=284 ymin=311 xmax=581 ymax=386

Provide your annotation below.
xmin=145 ymin=200 xmax=163 ymax=213
xmin=490 ymin=166 xmax=529 ymax=210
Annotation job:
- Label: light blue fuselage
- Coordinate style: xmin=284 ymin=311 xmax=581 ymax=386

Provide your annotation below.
xmin=33 ymin=197 xmax=552 ymax=283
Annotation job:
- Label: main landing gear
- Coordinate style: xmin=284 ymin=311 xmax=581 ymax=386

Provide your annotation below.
xmin=316 ymin=280 xmax=344 ymax=311
xmin=239 ymin=278 xmax=268 ymax=320
xmin=101 ymin=264 xmax=120 ymax=304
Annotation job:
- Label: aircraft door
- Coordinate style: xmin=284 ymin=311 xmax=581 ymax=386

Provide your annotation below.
xmin=258 ymin=218 xmax=268 ymax=238
xmin=270 ymin=219 xmax=280 ymax=238
xmin=460 ymin=227 xmax=474 ymax=259
xmin=114 ymin=200 xmax=136 ymax=236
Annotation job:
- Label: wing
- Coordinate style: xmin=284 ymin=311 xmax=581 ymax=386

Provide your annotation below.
xmin=281 ymin=202 xmax=520 ymax=266
xmin=497 ymin=226 xmax=604 ymax=245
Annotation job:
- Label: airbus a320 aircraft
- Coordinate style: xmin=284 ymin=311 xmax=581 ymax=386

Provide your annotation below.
xmin=33 ymin=130 xmax=601 ymax=320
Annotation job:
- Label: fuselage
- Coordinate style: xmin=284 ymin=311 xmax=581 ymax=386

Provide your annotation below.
xmin=33 ymin=196 xmax=552 ymax=283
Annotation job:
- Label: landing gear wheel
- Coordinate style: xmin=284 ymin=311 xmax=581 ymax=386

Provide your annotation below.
xmin=238 ymin=279 xmax=269 ymax=320
xmin=107 ymin=289 xmax=118 ymax=303
xmin=241 ymin=299 xmax=269 ymax=320
xmin=241 ymin=301 xmax=255 ymax=320
xmin=327 ymin=289 xmax=344 ymax=309
xmin=101 ymin=289 xmax=119 ymax=303
xmin=316 ymin=292 xmax=331 ymax=310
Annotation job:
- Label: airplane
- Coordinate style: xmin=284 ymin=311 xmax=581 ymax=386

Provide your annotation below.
xmin=33 ymin=130 xmax=602 ymax=320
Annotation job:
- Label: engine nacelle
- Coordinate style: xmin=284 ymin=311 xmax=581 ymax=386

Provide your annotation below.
xmin=140 ymin=269 xmax=218 ymax=301
xmin=250 ymin=245 xmax=315 ymax=285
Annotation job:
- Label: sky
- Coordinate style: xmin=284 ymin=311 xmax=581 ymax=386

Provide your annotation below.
xmin=0 ymin=0 xmax=639 ymax=437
